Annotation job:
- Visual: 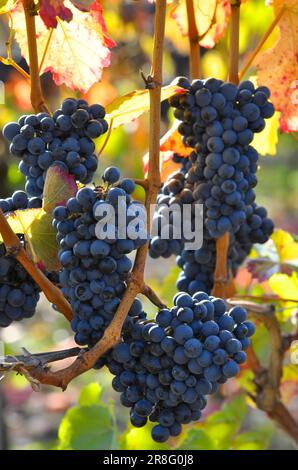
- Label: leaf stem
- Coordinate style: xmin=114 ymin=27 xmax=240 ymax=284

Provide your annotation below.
xmin=38 ymin=27 xmax=54 ymax=73
xmin=0 ymin=13 xmax=30 ymax=80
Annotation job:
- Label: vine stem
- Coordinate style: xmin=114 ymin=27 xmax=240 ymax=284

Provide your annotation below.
xmin=0 ymin=347 xmax=82 ymax=372
xmin=228 ymin=0 xmax=240 ymax=85
xmin=249 ymin=307 xmax=298 ymax=445
xmin=239 ymin=6 xmax=285 ymax=81
xmin=0 ymin=0 xmax=167 ymax=390
xmin=186 ymin=0 xmax=201 ymax=80
xmin=212 ymin=1 xmax=240 ymax=297
xmin=22 ymin=0 xmax=50 ymax=113
xmin=212 ymin=232 xmax=230 ymax=297
xmin=0 ymin=209 xmax=73 ymax=321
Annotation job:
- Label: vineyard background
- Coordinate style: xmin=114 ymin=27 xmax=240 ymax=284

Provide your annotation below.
xmin=0 ymin=0 xmax=297 ymax=450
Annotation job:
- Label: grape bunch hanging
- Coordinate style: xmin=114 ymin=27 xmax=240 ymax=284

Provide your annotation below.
xmin=150 ymin=78 xmax=274 ymax=294
xmin=108 ymin=291 xmax=255 ymax=442
xmin=3 ymin=98 xmax=108 ymax=204
xmin=55 ymin=166 xmax=148 ymax=353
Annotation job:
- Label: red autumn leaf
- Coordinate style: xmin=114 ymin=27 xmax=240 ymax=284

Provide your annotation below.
xmin=255 ymin=0 xmax=298 ymax=132
xmin=12 ymin=0 xmax=116 ymax=92
xmin=143 ymin=121 xmax=192 ymax=181
xmin=39 ymin=0 xmax=73 ymax=28
xmin=160 ymin=122 xmax=193 ymax=158
xmin=170 ymin=0 xmax=231 ymax=49
xmin=70 ymin=0 xmax=94 ymax=11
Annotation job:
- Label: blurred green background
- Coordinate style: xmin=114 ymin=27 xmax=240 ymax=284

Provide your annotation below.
xmin=0 ymin=0 xmax=297 ymax=450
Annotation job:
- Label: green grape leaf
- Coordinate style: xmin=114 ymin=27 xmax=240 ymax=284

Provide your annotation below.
xmin=79 ymin=383 xmax=102 ymax=407
xmin=178 ymin=395 xmax=247 ymax=450
xmin=43 ymin=164 xmax=78 ymax=214
xmin=249 ymin=76 xmax=279 ymax=156
xmin=29 ymin=212 xmax=60 ymax=271
xmin=0 ymin=208 xmax=60 ymax=272
xmin=232 ymin=426 xmax=273 ymax=450
xmin=0 ymin=0 xmax=17 ymax=14
xmin=57 ymin=383 xmax=117 ymax=450
xmin=160 ymin=265 xmax=182 ymax=307
xmin=106 ymin=84 xmax=186 ymax=129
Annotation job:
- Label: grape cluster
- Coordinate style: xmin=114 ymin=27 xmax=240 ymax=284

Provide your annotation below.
xmin=169 ymin=78 xmax=274 ymax=238
xmin=108 ymin=291 xmax=255 ymax=442
xmin=150 ymin=150 xmax=274 ymax=294
xmin=0 ymin=190 xmax=41 ymax=326
xmin=2 ymin=98 xmax=108 ymax=197
xmin=54 ymin=167 xmax=148 ymax=348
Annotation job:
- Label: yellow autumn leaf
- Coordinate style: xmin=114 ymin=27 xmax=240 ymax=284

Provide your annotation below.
xmin=106 ymin=85 xmax=185 ymax=129
xmin=248 ymin=75 xmax=279 ymax=156
xmin=0 ymin=0 xmax=17 ymax=14
xmin=252 ymin=111 xmax=280 ymax=156
xmin=271 ymin=229 xmax=298 ymax=262
xmin=268 ymin=272 xmax=298 ymax=312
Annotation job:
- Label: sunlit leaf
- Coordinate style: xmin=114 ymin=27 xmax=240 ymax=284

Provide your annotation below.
xmin=120 ymin=423 xmax=168 ymax=451
xmin=255 ymin=0 xmax=298 ymax=132
xmin=204 ymin=394 xmax=247 ymax=448
xmin=271 ymin=229 xmax=298 ymax=262
xmin=170 ymin=0 xmax=231 ymax=49
xmin=12 ymin=0 xmax=116 ymax=92
xmin=43 ymin=165 xmax=78 ymax=214
xmin=269 ymin=272 xmax=298 ymax=303
xmin=282 ymin=363 xmax=298 ymax=382
xmin=57 ymin=384 xmax=117 ymax=450
xmin=252 ymin=111 xmax=280 ymax=156
xmin=79 ymin=383 xmax=102 ymax=406
xmin=160 ymin=265 xmax=182 ymax=306
xmin=233 ymin=427 xmax=273 ymax=450
xmin=143 ymin=120 xmax=191 ymax=180
xmin=106 ymin=85 xmax=185 ymax=129
xmin=0 ymin=0 xmax=17 ymax=14
xmin=0 ymin=208 xmax=60 ymax=272
xmin=178 ymin=395 xmax=247 ymax=450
